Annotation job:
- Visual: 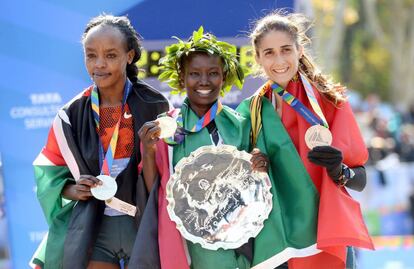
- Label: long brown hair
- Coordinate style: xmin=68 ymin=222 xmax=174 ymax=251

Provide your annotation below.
xmin=250 ymin=10 xmax=346 ymax=104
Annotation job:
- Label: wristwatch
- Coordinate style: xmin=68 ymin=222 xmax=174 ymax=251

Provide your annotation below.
xmin=337 ymin=164 xmax=355 ymax=187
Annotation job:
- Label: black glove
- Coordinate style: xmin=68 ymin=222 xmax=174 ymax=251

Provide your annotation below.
xmin=307 ymin=145 xmax=343 ymax=182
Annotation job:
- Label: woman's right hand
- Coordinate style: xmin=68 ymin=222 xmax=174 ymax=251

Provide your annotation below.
xmin=138 ymin=121 xmax=161 ymax=153
xmin=62 ymin=175 xmax=102 ymax=201
xmin=138 ymin=121 xmax=162 ymax=192
xmin=250 ymin=148 xmax=269 ymax=173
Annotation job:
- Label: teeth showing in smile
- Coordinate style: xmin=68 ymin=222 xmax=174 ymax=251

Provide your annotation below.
xmin=196 ymin=90 xmax=212 ymax=95
xmin=273 ymin=67 xmax=288 ymax=74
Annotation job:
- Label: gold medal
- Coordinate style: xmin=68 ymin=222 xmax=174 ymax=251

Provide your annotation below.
xmin=305 ymin=125 xmax=332 ymax=149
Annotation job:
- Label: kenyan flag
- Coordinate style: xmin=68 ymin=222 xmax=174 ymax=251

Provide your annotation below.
xmin=30 ymin=92 xmax=86 ymax=269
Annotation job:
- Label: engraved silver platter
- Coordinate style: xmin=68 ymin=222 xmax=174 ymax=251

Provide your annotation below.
xmin=166 ymin=144 xmax=273 ymax=250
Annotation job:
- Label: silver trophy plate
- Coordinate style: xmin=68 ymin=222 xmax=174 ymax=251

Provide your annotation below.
xmin=166 ymin=145 xmax=273 ymax=250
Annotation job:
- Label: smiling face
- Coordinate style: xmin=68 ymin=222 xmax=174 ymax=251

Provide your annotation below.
xmin=83 ymin=25 xmax=135 ymax=92
xmin=255 ymin=30 xmax=303 ymax=89
xmin=181 ymin=53 xmax=225 ymax=117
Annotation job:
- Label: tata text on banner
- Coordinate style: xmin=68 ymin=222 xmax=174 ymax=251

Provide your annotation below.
xmin=0 ymin=1 xmax=293 ymax=268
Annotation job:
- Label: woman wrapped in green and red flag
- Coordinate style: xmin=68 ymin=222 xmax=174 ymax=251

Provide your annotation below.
xmin=237 ymin=11 xmax=374 ymax=269
xmin=31 ymin=15 xmax=169 ymax=269
xmin=128 ymin=27 xmax=320 ymax=269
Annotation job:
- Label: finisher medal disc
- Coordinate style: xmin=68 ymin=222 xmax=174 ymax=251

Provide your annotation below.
xmin=91 ymin=175 xmax=118 ymax=201
xmin=156 ymin=116 xmax=178 ymax=138
xmin=304 ymin=125 xmax=333 ymax=149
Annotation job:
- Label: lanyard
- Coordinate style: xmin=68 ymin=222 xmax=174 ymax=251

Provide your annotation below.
xmin=270 ymin=73 xmax=329 ymax=128
xmin=91 ymin=79 xmax=132 ymax=175
xmin=164 ymin=100 xmax=223 ymax=145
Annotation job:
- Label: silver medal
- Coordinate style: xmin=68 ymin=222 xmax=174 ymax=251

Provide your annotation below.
xmin=304 ymin=125 xmax=333 ymax=149
xmin=91 ymin=175 xmax=118 ymax=201
xmin=156 ymin=116 xmax=178 ymax=138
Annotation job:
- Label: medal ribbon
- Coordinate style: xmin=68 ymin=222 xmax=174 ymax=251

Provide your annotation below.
xmin=270 ymin=73 xmax=329 ymax=128
xmin=163 ymin=100 xmax=223 ymax=145
xmin=91 ymin=79 xmax=132 ymax=175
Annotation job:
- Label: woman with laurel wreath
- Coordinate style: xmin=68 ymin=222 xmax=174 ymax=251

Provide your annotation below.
xmin=237 ymin=11 xmax=374 ymax=269
xmin=128 ymin=27 xmax=321 ymax=269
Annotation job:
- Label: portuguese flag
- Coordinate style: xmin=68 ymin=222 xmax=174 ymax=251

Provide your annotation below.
xmin=246 ymin=79 xmax=375 ymax=269
xmin=238 ymin=97 xmax=321 ymax=269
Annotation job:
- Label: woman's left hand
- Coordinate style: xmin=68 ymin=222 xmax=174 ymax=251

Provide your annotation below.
xmin=250 ymin=148 xmax=269 ymax=173
xmin=307 ymin=145 xmax=343 ymax=181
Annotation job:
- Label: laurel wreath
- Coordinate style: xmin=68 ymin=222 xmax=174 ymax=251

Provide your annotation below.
xmin=158 ymin=26 xmax=248 ymax=95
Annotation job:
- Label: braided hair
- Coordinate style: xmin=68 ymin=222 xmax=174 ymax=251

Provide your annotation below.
xmin=82 ymin=14 xmax=142 ymax=83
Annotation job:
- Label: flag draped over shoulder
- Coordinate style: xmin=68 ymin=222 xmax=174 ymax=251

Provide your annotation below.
xmin=246 ymin=79 xmax=374 ymax=269
xmin=130 ymin=98 xmax=320 ymax=269
xmin=31 ymin=81 xmax=170 ymax=269
xmin=237 ymin=97 xmax=320 ymax=269
xmin=31 ymin=88 xmax=92 ymax=269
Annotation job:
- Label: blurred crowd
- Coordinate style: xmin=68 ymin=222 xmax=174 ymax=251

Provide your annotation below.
xmin=349 ymin=92 xmax=414 ymax=235
xmin=349 ymin=92 xmax=414 ymax=165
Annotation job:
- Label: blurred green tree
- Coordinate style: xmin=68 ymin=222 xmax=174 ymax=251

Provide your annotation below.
xmin=309 ymin=0 xmax=414 ymax=107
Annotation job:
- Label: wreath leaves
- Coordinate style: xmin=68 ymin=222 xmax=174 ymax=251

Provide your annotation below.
xmin=158 ymin=26 xmax=248 ymax=96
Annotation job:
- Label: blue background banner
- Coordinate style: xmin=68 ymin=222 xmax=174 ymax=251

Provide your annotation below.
xmin=0 ymin=1 xmax=293 ymax=268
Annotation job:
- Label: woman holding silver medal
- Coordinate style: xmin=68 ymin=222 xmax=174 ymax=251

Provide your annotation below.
xmin=237 ymin=11 xmax=374 ymax=269
xmin=130 ymin=27 xmax=321 ymax=269
xmin=32 ymin=15 xmax=169 ymax=269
